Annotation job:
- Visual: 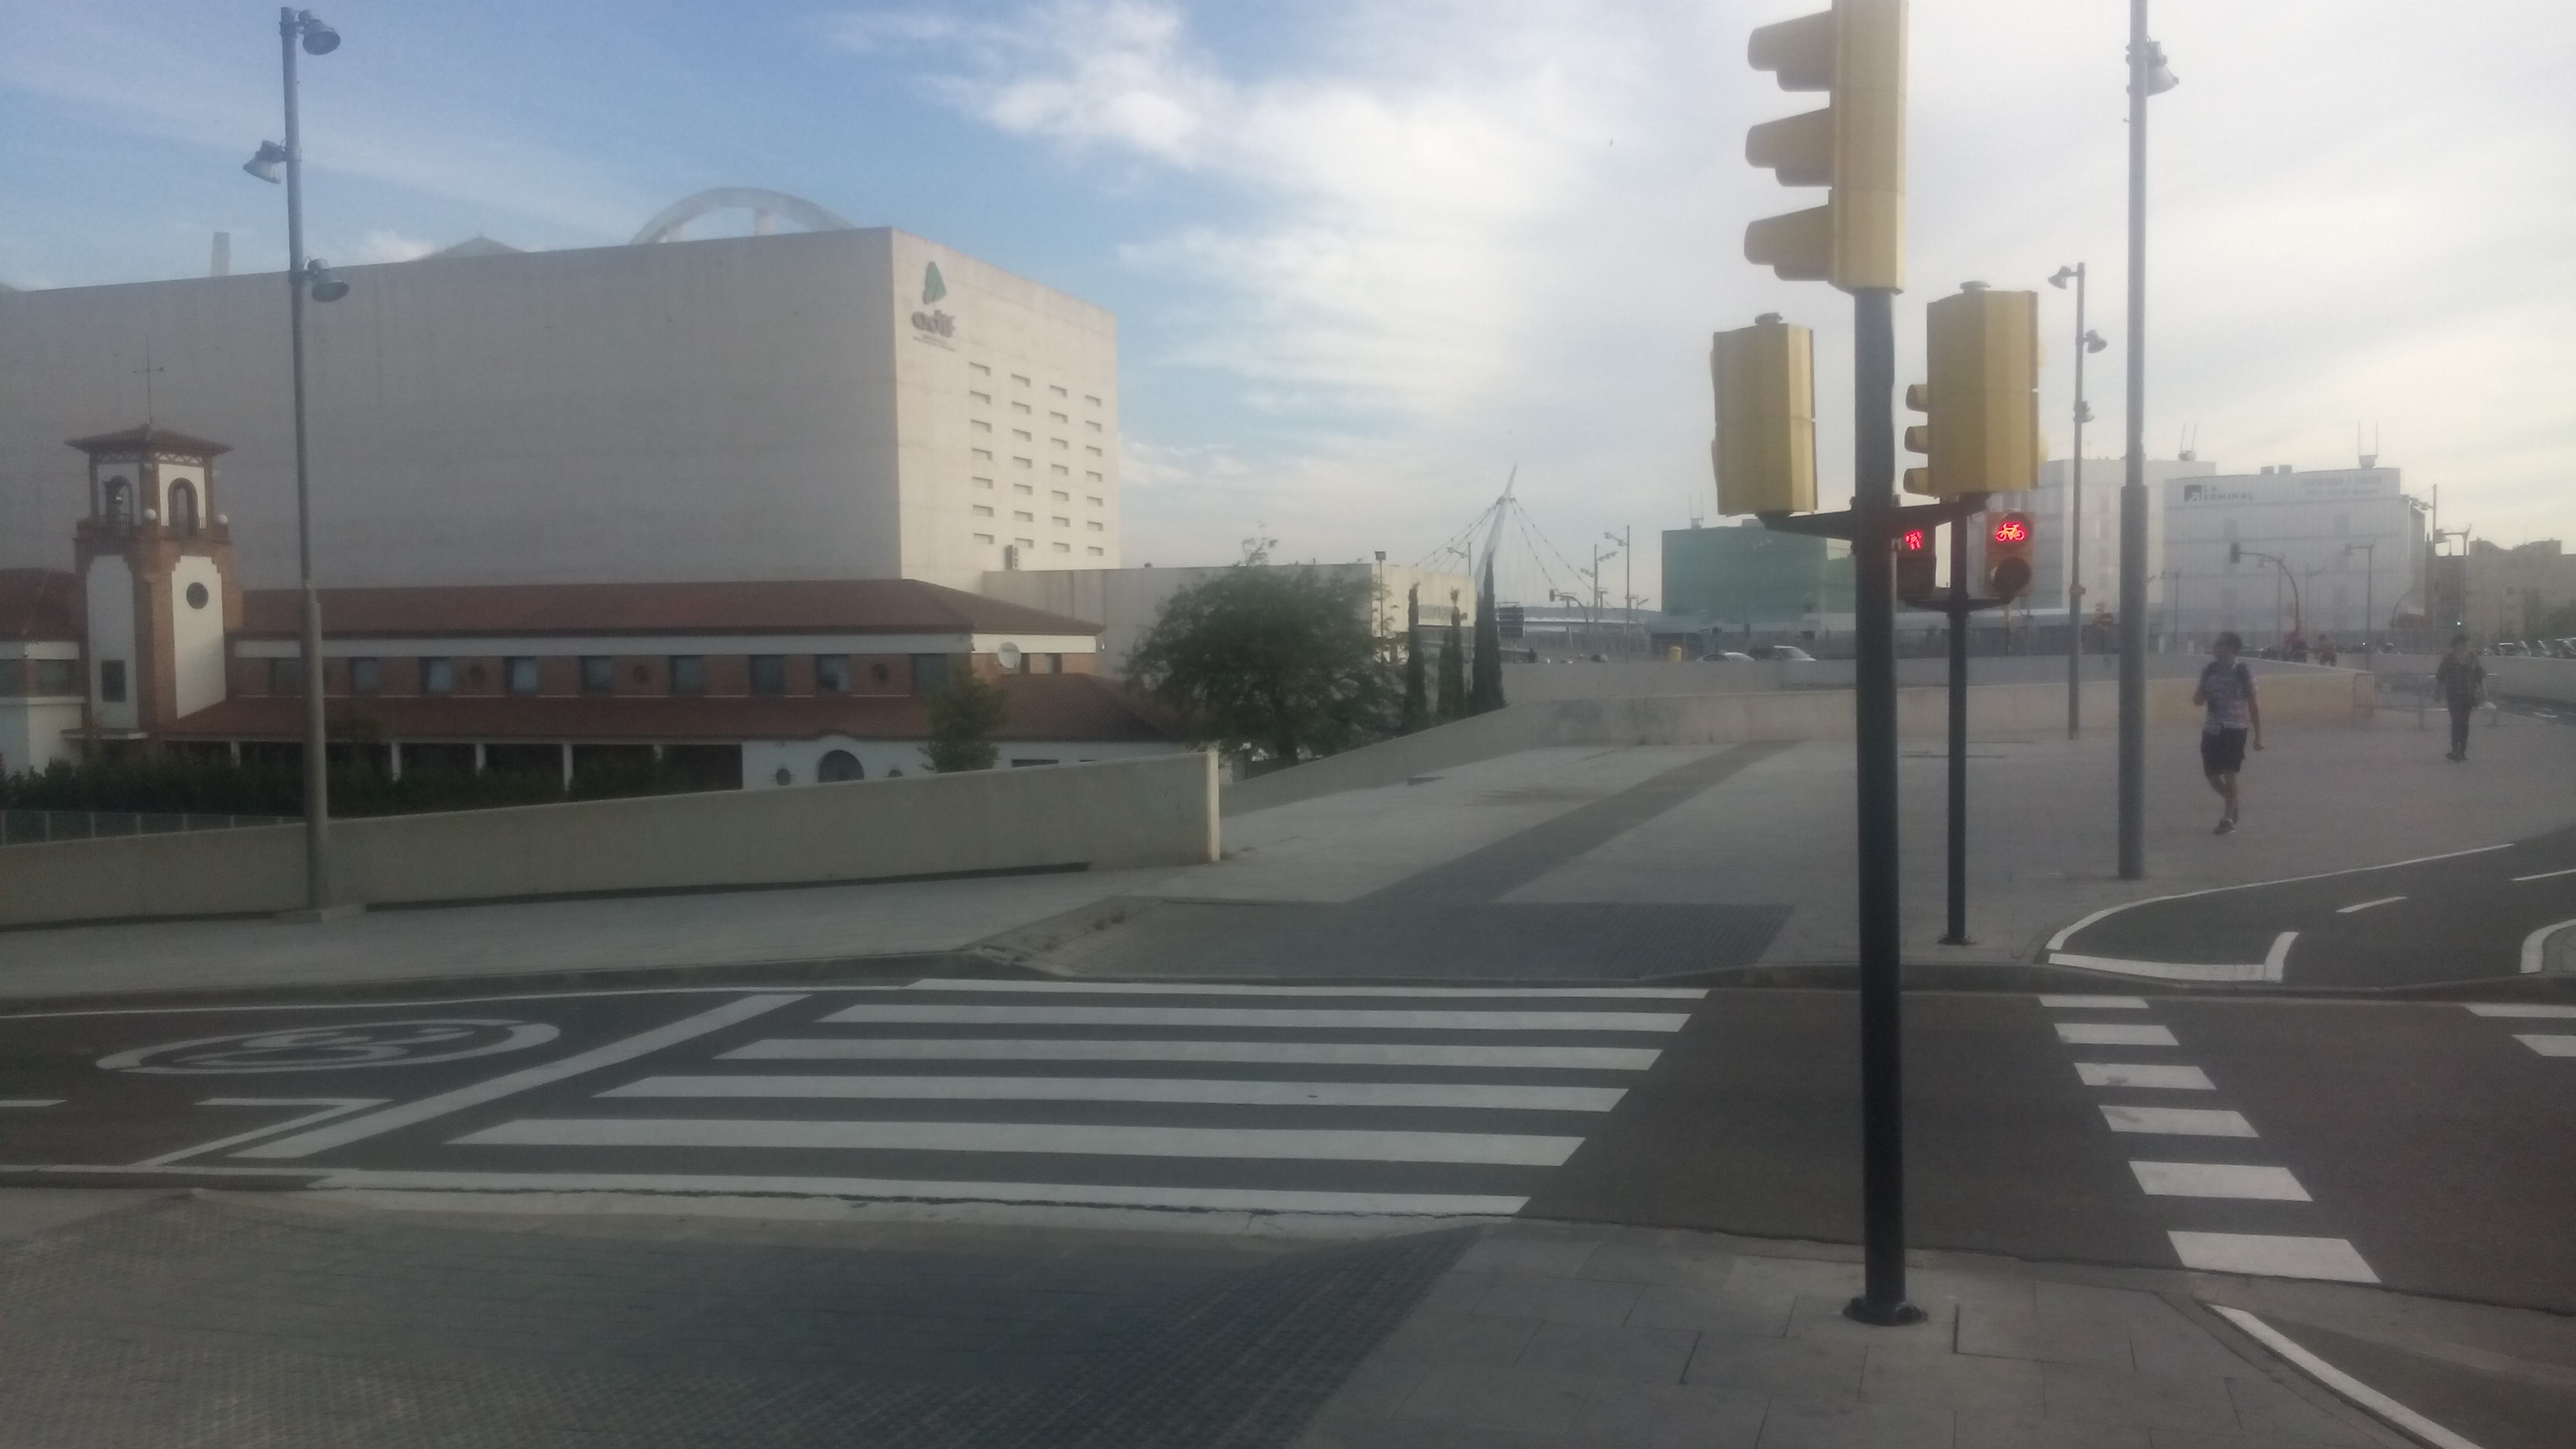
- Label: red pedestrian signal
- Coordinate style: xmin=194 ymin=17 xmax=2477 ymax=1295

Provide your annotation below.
xmin=1896 ymin=524 xmax=1937 ymax=603
xmin=1985 ymin=510 xmax=2035 ymax=599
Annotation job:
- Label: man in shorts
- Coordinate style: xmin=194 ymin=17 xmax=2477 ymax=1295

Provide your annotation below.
xmin=2191 ymin=632 xmax=2262 ymax=834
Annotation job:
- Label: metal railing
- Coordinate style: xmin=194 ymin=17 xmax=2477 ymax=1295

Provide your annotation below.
xmin=0 ymin=810 xmax=296 ymax=846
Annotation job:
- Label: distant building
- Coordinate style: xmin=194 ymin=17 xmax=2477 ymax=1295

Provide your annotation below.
xmin=1987 ymin=457 xmax=2208 ymax=624
xmin=2156 ymin=464 xmax=2424 ymax=649
xmin=980 ymin=563 xmax=1471 ymax=674
xmin=0 ymin=426 xmax=1180 ymax=779
xmin=1662 ymin=520 xmax=1853 ymax=635
xmin=2438 ymin=539 xmax=2576 ymax=646
xmin=0 ymin=220 xmax=1121 ymax=592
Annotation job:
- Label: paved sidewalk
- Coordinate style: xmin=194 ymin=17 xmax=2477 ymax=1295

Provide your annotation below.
xmin=0 ymin=1187 xmax=2492 ymax=1448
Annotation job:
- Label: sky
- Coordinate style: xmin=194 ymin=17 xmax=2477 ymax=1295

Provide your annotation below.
xmin=5 ymin=0 xmax=2571 ymax=608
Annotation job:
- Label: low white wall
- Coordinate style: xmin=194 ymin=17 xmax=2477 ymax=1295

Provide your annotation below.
xmin=2380 ymin=653 xmax=2576 ymax=706
xmin=1500 ymin=653 xmax=2314 ymax=701
xmin=0 ymin=751 xmax=1219 ymax=928
xmin=1226 ymin=672 xmax=2368 ymax=816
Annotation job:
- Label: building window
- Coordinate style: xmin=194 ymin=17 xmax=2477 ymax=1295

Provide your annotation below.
xmin=973 ymin=505 xmax=995 ymax=517
xmin=1087 ymin=546 xmax=1105 ymax=557
xmin=970 ymin=362 xmax=991 ymax=375
xmin=1086 ymin=420 xmax=1102 ymax=433
xmin=818 ymin=748 xmax=862 ymax=783
xmin=1086 ymin=521 xmax=1105 ymax=533
xmin=1014 ymin=511 xmax=1034 ymax=522
xmin=1051 ymin=516 xmax=1070 ymax=528
xmin=101 ymin=659 xmax=130 ymax=703
xmin=1050 ymin=464 xmax=1070 ymax=476
xmin=1086 ymin=495 xmax=1103 ymax=505
xmin=911 ymin=654 xmax=951 ymax=694
xmin=974 ymin=532 xmax=995 ymax=544
xmin=972 ymin=448 xmax=993 ymax=461
xmin=971 ymin=420 xmax=992 ymax=433
xmin=1014 ymin=537 xmax=1035 ymax=550
xmin=350 ymin=656 xmax=382 ymax=695
xmin=265 ymin=657 xmax=300 ymax=697
xmin=35 ymin=659 xmax=78 ymax=694
xmin=1010 ymin=374 xmax=1030 ymax=387
xmin=1086 ymin=472 xmax=1104 ymax=482
xmin=815 ymin=655 xmax=850 ymax=694
xmin=1052 ymin=542 xmax=1071 ymax=553
xmin=971 ymin=476 xmax=995 ymax=489
xmin=0 ymin=660 xmax=17 ymax=696
xmin=1085 ymin=446 xmax=1103 ymax=457
xmin=505 ymin=656 xmax=540 ymax=695
xmin=1014 ymin=483 xmax=1033 ymax=495
xmin=581 ymin=656 xmax=615 ymax=694
xmin=421 ymin=657 xmax=454 ymax=694
xmin=749 ymin=655 xmax=787 ymax=694
xmin=1050 ymin=411 xmax=1068 ymax=423
xmin=1013 ymin=457 xmax=1033 ymax=468
xmin=170 ymin=480 xmax=201 ymax=535
xmin=1011 ymin=402 xmax=1031 ymax=415
xmin=1084 ymin=393 xmax=1101 ymax=406
xmin=970 ymin=389 xmax=991 ymax=403
xmin=1049 ymin=384 xmax=1067 ymax=397
xmin=670 ymin=655 xmax=704 ymax=695
xmin=1013 ymin=428 xmax=1033 ymax=441
xmin=103 ymin=478 xmax=132 ymax=526
xmin=1051 ymin=490 xmax=1070 ymax=502
xmin=1052 ymin=438 xmax=1069 ymax=450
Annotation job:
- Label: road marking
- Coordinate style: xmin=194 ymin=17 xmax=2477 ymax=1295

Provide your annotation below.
xmin=235 ymin=993 xmax=807 ymax=1160
xmin=2516 ymin=1034 xmax=2576 ymax=1057
xmin=2056 ymin=1023 xmax=2179 ymax=1046
xmin=2510 ymin=866 xmax=2576 ymax=883
xmin=451 ymin=1118 xmax=1586 ymax=1166
xmin=2076 ymin=1063 xmax=2215 ymax=1090
xmin=814 ymin=1005 xmax=1691 ymax=1033
xmin=0 ymin=1100 xmax=63 ymax=1108
xmin=874 ymin=981 xmax=1711 ymax=999
xmin=2038 ymin=995 xmax=2150 ymax=1009
xmin=2265 ymin=931 xmax=2297 ymax=976
xmin=2170 ymin=1231 xmax=2378 ymax=1283
xmin=2043 ymin=842 xmax=2515 ymax=951
xmin=2130 ymin=1161 xmax=2310 ymax=1200
xmin=301 ymin=1168 xmax=1527 ymax=1217
xmin=2519 ymin=918 xmax=2576 ymax=974
xmin=722 ymin=1039 xmax=1665 ymax=1070
xmin=601 ymin=1075 xmax=1630 ymax=1112
xmin=134 ymin=1098 xmax=387 ymax=1166
xmin=2334 ymin=896 xmax=2405 ymax=914
xmin=2209 ymin=1307 xmax=2486 ymax=1449
xmin=2048 ymin=952 xmax=2280 ymax=983
xmin=2464 ymin=1003 xmax=2576 ymax=1017
xmin=2102 ymin=1105 xmax=2257 ymax=1137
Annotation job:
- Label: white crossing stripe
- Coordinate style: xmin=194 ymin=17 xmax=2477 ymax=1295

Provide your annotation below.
xmin=2056 ymin=1023 xmax=2179 ymax=1046
xmin=2516 ymin=1034 xmax=2576 ymax=1057
xmin=2169 ymin=1231 xmax=2378 ymax=1283
xmin=2466 ymin=1003 xmax=2576 ymax=1018
xmin=0 ymin=1100 xmax=63 ymax=1108
xmin=2335 ymin=896 xmax=2406 ymax=914
xmin=2038 ymin=995 xmax=2149 ymax=1009
xmin=307 ymin=1169 xmax=1528 ymax=1218
xmin=723 ymin=1040 xmax=1664 ymax=1070
xmin=601 ymin=1075 xmax=1629 ymax=1112
xmin=2102 ymin=1105 xmax=2257 ymax=1137
xmin=816 ymin=1005 xmax=1691 ymax=1032
xmin=880 ymin=981 xmax=1711 ymax=999
xmin=453 ymin=1118 xmax=1586 ymax=1166
xmin=2075 ymin=1064 xmax=2214 ymax=1091
xmin=2130 ymin=1161 xmax=2310 ymax=1200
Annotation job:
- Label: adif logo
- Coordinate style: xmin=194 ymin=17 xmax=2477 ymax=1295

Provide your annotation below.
xmin=911 ymin=262 xmax=955 ymax=340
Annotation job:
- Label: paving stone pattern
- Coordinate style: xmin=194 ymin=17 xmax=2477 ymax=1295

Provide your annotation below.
xmin=0 ymin=1196 xmax=1472 ymax=1447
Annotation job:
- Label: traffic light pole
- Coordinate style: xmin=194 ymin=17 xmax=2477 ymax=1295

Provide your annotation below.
xmin=1931 ymin=505 xmax=2002 ymax=947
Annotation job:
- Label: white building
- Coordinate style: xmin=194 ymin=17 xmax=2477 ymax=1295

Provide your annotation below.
xmin=2160 ymin=464 xmax=2424 ymax=649
xmin=1982 ymin=457 xmax=2210 ymax=621
xmin=0 ymin=221 xmax=1121 ymax=593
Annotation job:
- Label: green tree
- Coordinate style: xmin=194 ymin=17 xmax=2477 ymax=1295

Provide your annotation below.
xmin=1436 ymin=598 xmax=1465 ymax=720
xmin=1127 ymin=561 xmax=1398 ymax=763
xmin=1399 ymin=584 xmax=1428 ymax=732
xmin=925 ymin=668 xmax=1009 ymax=772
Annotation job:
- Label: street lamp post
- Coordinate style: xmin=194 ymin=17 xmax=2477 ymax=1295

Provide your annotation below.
xmin=2343 ymin=542 xmax=2377 ymax=668
xmin=245 ymin=8 xmax=348 ymax=916
xmin=2118 ymin=4 xmax=2179 ymax=880
xmin=2048 ymin=265 xmax=2107 ymax=738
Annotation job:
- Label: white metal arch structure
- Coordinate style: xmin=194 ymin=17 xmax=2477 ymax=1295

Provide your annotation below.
xmin=629 ymin=189 xmax=856 ymax=245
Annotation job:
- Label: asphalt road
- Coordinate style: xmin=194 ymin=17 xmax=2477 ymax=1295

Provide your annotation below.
xmin=5 ymin=980 xmax=2569 ymax=1315
xmin=2046 ymin=823 xmax=2576 ymax=986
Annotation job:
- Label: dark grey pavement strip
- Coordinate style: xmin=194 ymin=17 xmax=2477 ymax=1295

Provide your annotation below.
xmin=0 ymin=1194 xmax=1475 ymax=1448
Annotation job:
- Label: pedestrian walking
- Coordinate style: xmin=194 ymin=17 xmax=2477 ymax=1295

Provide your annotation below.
xmin=2435 ymin=634 xmax=2486 ymax=762
xmin=2192 ymin=632 xmax=2262 ymax=834
xmin=2315 ymin=636 xmax=2338 ymax=667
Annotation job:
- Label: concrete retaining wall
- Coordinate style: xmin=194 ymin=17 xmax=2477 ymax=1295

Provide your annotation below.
xmin=2381 ymin=653 xmax=2576 ymax=707
xmin=1501 ymin=653 xmax=2324 ymax=701
xmin=1226 ymin=672 xmax=2367 ymax=816
xmin=0 ymin=752 xmax=1220 ymax=929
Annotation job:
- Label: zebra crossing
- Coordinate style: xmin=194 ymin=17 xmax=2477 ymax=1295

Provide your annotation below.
xmin=2463 ymin=1001 xmax=2576 ymax=1057
xmin=287 ymin=981 xmax=1706 ymax=1217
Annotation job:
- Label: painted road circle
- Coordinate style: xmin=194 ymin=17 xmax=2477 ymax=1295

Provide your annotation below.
xmin=98 ymin=1020 xmax=560 ymax=1074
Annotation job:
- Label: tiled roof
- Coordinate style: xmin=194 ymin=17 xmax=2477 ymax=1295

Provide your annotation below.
xmin=64 ymin=424 xmax=232 ymax=458
xmin=237 ymin=577 xmax=1105 ymax=639
xmin=162 ymin=673 xmax=1179 ymax=745
xmin=0 ymin=569 xmax=82 ymax=641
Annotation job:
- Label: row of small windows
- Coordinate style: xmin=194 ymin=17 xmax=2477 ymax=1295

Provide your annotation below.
xmin=0 ymin=659 xmax=83 ymax=696
xmin=965 ymin=361 xmax=1103 ymax=406
xmin=264 ymin=654 xmax=953 ymax=698
xmin=970 ymin=534 xmax=1105 ymax=557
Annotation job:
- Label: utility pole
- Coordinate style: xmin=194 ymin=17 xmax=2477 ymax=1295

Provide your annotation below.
xmin=2119 ymin=1 xmax=2178 ymax=880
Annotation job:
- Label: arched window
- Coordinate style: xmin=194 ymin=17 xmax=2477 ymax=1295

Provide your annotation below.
xmin=170 ymin=481 xmax=200 ymax=535
xmin=817 ymin=749 xmax=863 ymax=783
xmin=103 ymin=478 xmax=132 ymax=526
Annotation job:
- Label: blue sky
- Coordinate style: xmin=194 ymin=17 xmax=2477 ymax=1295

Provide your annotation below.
xmin=6 ymin=1 xmax=2572 ymax=606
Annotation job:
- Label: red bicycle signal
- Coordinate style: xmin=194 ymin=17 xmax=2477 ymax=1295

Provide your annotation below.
xmin=1991 ymin=517 xmax=2030 ymax=546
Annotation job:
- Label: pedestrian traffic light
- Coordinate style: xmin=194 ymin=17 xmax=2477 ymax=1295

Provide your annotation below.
xmin=1906 ymin=285 xmax=2043 ymax=497
xmin=1742 ymin=0 xmax=1906 ymax=291
xmin=1710 ymin=313 xmax=1817 ymax=515
xmin=1896 ymin=524 xmax=1937 ymax=603
xmin=1986 ymin=511 xmax=2035 ymax=599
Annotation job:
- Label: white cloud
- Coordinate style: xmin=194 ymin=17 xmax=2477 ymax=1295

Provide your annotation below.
xmin=349 ymin=229 xmax=437 ymax=265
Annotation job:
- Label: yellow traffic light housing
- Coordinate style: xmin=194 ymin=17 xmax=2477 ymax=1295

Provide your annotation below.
xmin=1912 ymin=286 xmax=2043 ymax=498
xmin=1985 ymin=511 xmax=2036 ymax=600
xmin=1709 ymin=314 xmax=1817 ymax=516
xmin=1744 ymin=0 xmax=1906 ymax=292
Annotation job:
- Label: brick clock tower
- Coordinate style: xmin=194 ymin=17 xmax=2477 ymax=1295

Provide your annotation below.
xmin=69 ymin=426 xmax=242 ymax=742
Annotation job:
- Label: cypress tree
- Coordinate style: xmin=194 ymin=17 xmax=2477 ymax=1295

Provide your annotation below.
xmin=1436 ymin=600 xmax=1466 ymax=720
xmin=1468 ymin=560 xmax=1506 ymax=714
xmin=1399 ymin=584 xmax=1427 ymax=731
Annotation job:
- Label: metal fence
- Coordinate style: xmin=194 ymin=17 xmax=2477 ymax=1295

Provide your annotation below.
xmin=0 ymin=810 xmax=296 ymax=846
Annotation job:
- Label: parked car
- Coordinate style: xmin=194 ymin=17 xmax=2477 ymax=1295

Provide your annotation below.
xmin=1700 ymin=651 xmax=1757 ymax=663
xmin=1748 ymin=645 xmax=1817 ymax=662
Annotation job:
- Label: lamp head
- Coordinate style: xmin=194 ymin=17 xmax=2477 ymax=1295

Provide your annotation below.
xmin=2047 ymin=265 xmax=2078 ymax=289
xmin=304 ymin=259 xmax=350 ymax=302
xmin=297 ymin=11 xmax=341 ymax=53
xmin=242 ymin=141 xmax=287 ymax=183
xmin=2137 ymin=41 xmax=2179 ymax=95
xmin=2081 ymin=329 xmax=2108 ymax=355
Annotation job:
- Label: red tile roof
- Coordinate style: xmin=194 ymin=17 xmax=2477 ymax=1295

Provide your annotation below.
xmin=162 ymin=673 xmax=1179 ymax=745
xmin=0 ymin=570 xmax=82 ymax=642
xmin=237 ymin=577 xmax=1104 ymax=639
